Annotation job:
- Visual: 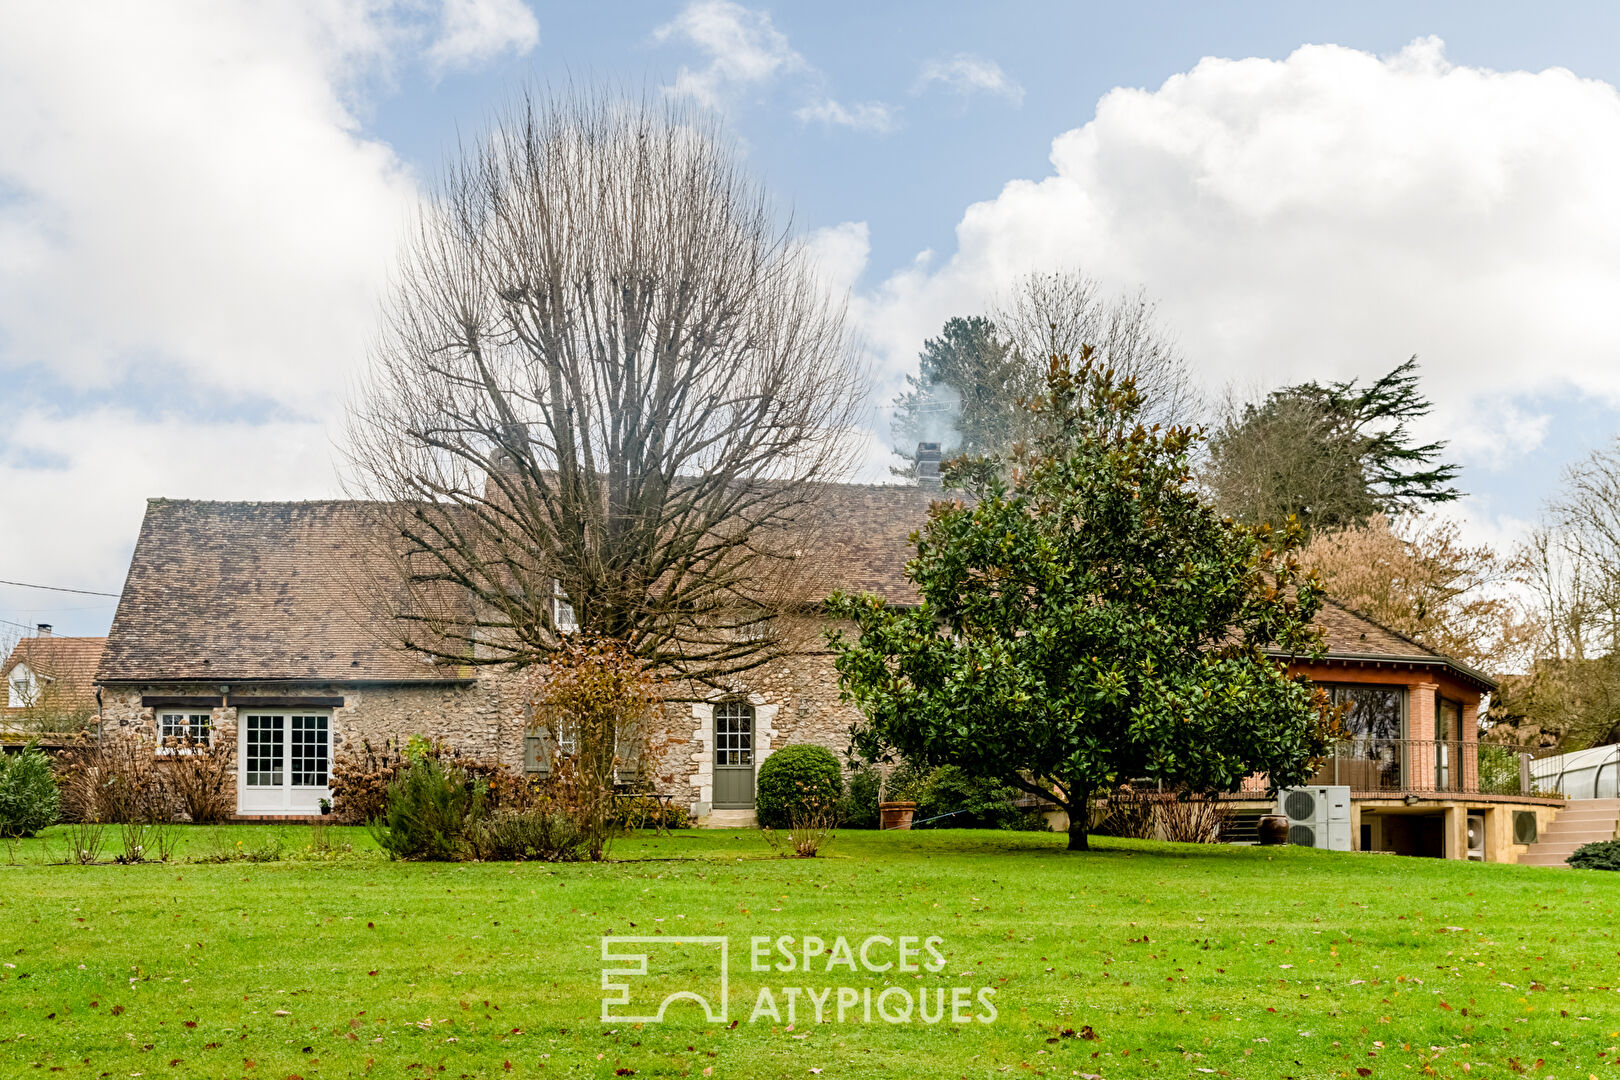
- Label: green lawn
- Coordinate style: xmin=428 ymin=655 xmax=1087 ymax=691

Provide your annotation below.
xmin=1 ymin=826 xmax=1615 ymax=1079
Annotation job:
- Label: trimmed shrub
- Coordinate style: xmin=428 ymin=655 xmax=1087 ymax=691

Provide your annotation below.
xmin=755 ymin=744 xmax=843 ymax=829
xmin=1567 ymin=838 xmax=1620 ymax=871
xmin=840 ymin=765 xmax=881 ymax=828
xmin=0 ymin=743 xmax=59 ymax=837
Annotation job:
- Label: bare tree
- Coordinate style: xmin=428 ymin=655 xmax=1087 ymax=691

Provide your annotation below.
xmin=1545 ymin=439 xmax=1620 ymax=656
xmin=345 ymin=89 xmax=864 ymax=683
xmin=991 ymin=269 xmax=1201 ymax=430
xmin=887 ymin=270 xmax=1197 ymax=474
xmin=1491 ymin=440 xmax=1620 ymax=748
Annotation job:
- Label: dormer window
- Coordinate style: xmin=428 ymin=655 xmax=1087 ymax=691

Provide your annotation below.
xmin=7 ymin=663 xmax=38 ymax=707
xmin=553 ymin=579 xmax=578 ymax=633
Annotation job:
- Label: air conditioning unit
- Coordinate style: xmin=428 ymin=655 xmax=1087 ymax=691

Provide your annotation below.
xmin=1466 ymin=814 xmax=1486 ymax=861
xmin=1277 ymin=785 xmax=1352 ymax=851
xmin=1512 ymin=810 xmax=1538 ymax=845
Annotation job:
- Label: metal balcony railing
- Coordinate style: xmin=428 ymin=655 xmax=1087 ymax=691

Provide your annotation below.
xmin=1306 ymin=738 xmax=1535 ymax=797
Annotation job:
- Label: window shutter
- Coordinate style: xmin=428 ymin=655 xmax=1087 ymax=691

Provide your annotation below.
xmin=523 ymin=733 xmax=550 ymax=777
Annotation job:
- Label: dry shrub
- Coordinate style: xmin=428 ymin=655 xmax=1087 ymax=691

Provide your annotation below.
xmin=1094 ymin=786 xmax=1156 ymax=839
xmin=759 ymin=780 xmax=838 ymax=857
xmin=161 ymin=737 xmax=235 ymax=824
xmin=1155 ymin=795 xmax=1231 ymax=844
xmin=527 ymin=637 xmax=661 ymax=861
xmin=331 ymin=735 xmax=517 ymax=825
xmin=328 ymin=737 xmax=409 ymax=824
xmin=1092 ymin=787 xmax=1231 ymax=844
xmin=54 ymin=735 xmax=188 ymax=861
xmin=56 ymin=735 xmax=166 ymax=825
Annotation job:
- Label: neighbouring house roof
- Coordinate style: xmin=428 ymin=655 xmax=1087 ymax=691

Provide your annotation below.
xmin=3 ymin=635 xmax=105 ymax=712
xmin=96 ymin=488 xmax=1492 ymax=691
xmin=97 ymin=499 xmax=468 ymax=685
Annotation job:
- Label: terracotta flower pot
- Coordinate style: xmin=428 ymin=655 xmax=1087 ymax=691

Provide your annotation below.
xmin=879 ymin=801 xmax=917 ymax=831
xmin=1257 ymin=813 xmax=1290 ymax=846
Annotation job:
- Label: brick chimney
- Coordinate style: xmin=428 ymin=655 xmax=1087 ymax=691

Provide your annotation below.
xmin=914 ymin=442 xmax=942 ymax=489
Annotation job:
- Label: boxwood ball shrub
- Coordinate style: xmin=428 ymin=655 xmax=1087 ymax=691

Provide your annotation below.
xmin=0 ymin=743 xmax=61 ymax=838
xmin=1567 ymin=838 xmax=1620 ymax=871
xmin=754 ymin=744 xmax=843 ymax=828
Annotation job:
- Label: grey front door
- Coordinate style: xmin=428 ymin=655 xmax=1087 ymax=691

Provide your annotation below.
xmin=713 ymin=701 xmax=755 ymax=809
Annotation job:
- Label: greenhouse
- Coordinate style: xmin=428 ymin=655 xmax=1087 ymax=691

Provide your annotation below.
xmin=1531 ymin=743 xmax=1620 ymax=800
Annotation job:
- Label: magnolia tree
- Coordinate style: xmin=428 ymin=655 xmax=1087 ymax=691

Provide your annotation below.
xmin=829 ymin=349 xmax=1337 ymax=851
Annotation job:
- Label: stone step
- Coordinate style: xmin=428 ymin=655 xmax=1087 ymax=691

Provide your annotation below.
xmin=1533 ymin=830 xmax=1611 ymax=843
xmin=701 ymin=808 xmax=759 ymax=828
xmin=1537 ymin=826 xmax=1616 ymax=842
xmin=1523 ymin=846 xmax=1601 ymax=860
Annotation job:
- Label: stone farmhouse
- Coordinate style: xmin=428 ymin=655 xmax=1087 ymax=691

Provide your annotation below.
xmin=93 ymin=489 xmax=1562 ymax=861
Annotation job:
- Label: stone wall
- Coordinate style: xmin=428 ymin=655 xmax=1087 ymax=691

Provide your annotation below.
xmin=96 ymin=621 xmax=867 ymax=823
xmin=97 ymin=677 xmax=527 ymax=816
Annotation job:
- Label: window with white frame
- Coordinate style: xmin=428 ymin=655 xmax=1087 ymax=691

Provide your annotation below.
xmin=159 ymin=711 xmax=212 ymax=745
xmin=553 ymin=579 xmax=578 ymax=633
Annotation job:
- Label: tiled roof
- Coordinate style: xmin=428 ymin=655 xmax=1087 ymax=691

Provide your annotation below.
xmin=97 ymin=500 xmax=463 ymax=684
xmin=1313 ymin=600 xmax=1440 ymax=659
xmin=797 ymin=482 xmax=937 ymax=606
xmin=97 ymin=489 xmax=1484 ymax=685
xmin=2 ymin=636 xmax=105 ymax=710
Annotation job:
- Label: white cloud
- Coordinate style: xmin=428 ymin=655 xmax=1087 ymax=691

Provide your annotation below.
xmin=854 ymin=37 xmax=1620 ymax=486
xmin=654 ymin=0 xmax=806 ymax=106
xmin=0 ymin=409 xmax=335 ymax=599
xmin=0 ymin=3 xmax=517 ymax=617
xmin=426 ymin=0 xmax=539 ymax=74
xmin=0 ymin=2 xmax=418 ymax=408
xmin=795 ymin=98 xmax=898 ymax=133
xmin=801 ymin=221 xmax=872 ymax=299
xmin=913 ymin=53 xmax=1023 ymax=104
xmin=655 ymin=1 xmax=896 ymax=133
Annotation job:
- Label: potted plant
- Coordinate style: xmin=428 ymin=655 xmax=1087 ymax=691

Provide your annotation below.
xmin=877 ymin=764 xmax=922 ymax=831
xmin=879 ymin=800 xmax=916 ymax=830
xmin=318 ymin=797 xmax=332 ymax=817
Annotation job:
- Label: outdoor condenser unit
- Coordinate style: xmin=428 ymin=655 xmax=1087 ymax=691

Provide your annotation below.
xmin=1466 ymin=814 xmax=1487 ymax=861
xmin=1276 ymin=785 xmax=1352 ymax=851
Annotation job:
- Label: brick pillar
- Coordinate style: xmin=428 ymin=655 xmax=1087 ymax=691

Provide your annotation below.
xmin=1461 ymin=698 xmax=1481 ymax=792
xmin=1407 ymin=682 xmax=1439 ymax=791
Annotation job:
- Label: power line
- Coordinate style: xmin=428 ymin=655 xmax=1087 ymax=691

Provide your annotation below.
xmin=0 ymin=579 xmax=121 ymax=598
xmin=1 ymin=616 xmax=48 ymax=631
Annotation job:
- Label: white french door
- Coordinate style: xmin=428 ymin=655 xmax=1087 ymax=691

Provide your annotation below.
xmin=237 ymin=712 xmax=331 ymax=815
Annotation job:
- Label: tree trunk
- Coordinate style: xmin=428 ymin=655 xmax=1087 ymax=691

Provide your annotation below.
xmin=1066 ymin=784 xmax=1092 ymax=851
xmin=1066 ymin=816 xmax=1089 ymax=851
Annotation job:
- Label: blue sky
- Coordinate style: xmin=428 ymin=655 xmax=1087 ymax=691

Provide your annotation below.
xmin=5 ymin=1 xmax=1620 ymax=639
